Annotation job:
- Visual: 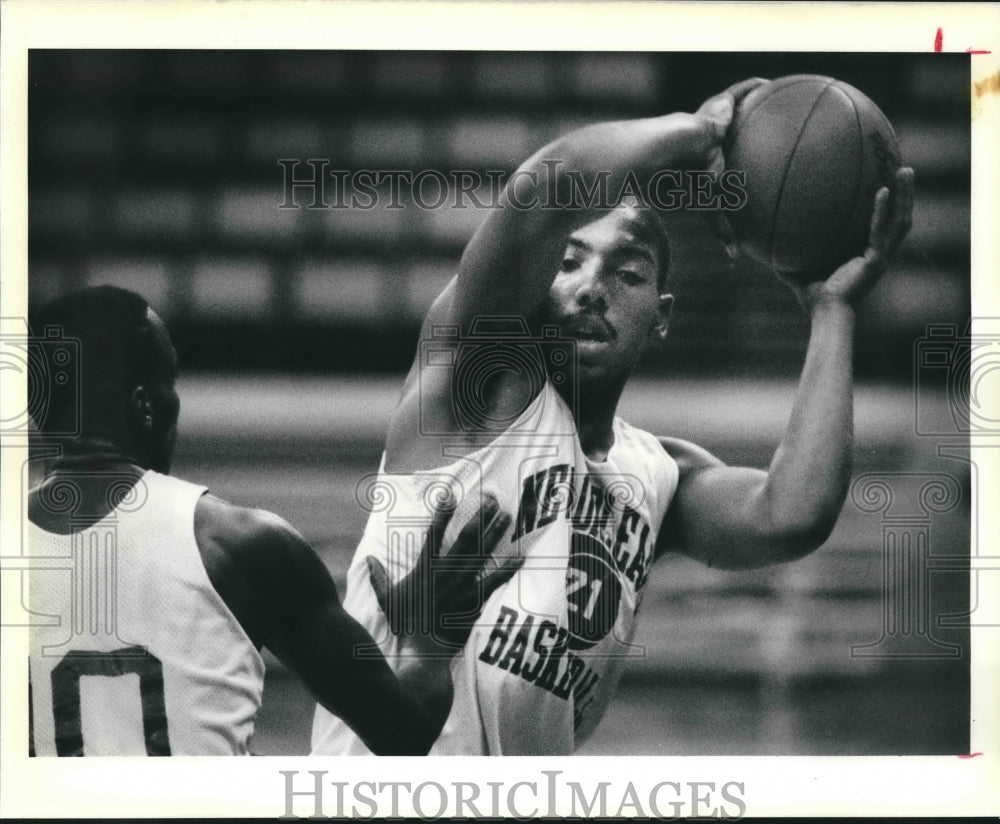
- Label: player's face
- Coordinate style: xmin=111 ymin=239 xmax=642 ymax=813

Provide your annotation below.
xmin=144 ymin=309 xmax=180 ymax=474
xmin=544 ymin=206 xmax=671 ymax=387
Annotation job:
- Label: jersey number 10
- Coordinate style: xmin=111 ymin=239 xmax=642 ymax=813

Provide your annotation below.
xmin=33 ymin=646 xmax=170 ymax=756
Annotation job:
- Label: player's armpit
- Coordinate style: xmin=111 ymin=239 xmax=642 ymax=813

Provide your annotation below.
xmin=384 ymin=280 xmax=464 ymax=469
xmin=654 ymin=437 xmax=725 ymax=561
xmin=658 ymin=436 xmax=726 ymax=479
xmin=655 ymin=439 xmax=834 ymax=570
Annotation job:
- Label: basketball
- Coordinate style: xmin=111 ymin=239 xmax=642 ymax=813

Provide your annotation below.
xmin=724 ymin=74 xmax=902 ymax=277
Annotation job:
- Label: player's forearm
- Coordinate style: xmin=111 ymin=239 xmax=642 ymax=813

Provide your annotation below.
xmin=274 ymin=599 xmax=443 ymax=755
xmin=356 ymin=662 xmax=446 ymax=755
xmin=758 ymin=296 xmax=856 ymax=551
xmin=512 ymin=113 xmax=714 ymax=219
xmin=393 ymin=654 xmax=454 ymax=748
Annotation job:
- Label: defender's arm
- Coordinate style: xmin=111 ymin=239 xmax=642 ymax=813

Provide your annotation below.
xmin=196 ymin=495 xmax=518 ymax=755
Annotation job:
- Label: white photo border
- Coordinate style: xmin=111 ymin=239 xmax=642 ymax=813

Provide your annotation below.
xmin=1 ymin=0 xmax=997 ymax=818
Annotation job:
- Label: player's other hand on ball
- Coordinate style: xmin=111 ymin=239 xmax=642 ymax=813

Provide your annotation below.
xmin=694 ymin=78 xmax=769 ymax=257
xmin=787 ymin=166 xmax=915 ymax=313
xmin=696 ymin=77 xmax=769 ymax=173
xmin=366 ymin=493 xmax=519 ymax=652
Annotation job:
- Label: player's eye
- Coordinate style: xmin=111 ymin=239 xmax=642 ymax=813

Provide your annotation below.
xmin=617 ymin=270 xmax=644 ymax=285
xmin=560 ymin=257 xmax=580 ymax=272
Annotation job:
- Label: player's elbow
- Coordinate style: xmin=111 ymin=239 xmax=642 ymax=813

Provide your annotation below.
xmin=698 ymin=519 xmax=832 ymax=571
xmin=763 ymin=511 xmax=839 ymax=563
xmin=507 ymin=133 xmax=596 ymax=202
xmin=755 ymin=483 xmax=844 ymax=562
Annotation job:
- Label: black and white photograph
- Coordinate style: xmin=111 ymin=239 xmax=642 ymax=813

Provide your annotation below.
xmin=1 ymin=1 xmax=997 ymax=819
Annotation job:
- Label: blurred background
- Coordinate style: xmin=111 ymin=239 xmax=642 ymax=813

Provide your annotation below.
xmin=28 ymin=51 xmax=971 ymax=754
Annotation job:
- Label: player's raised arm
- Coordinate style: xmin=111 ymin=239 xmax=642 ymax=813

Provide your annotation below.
xmin=386 ymin=81 xmax=766 ymax=469
xmin=445 ymin=79 xmax=765 ymax=328
xmin=656 ymin=168 xmax=914 ymax=570
xmin=196 ymin=495 xmax=519 ymax=755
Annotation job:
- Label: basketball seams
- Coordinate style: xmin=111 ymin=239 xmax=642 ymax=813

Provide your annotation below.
xmin=841 ymin=83 xmax=900 ymax=145
xmin=768 ymin=78 xmax=836 ymax=271
xmin=734 ymin=75 xmax=833 ymax=137
xmin=815 ymin=82 xmax=867 ymax=270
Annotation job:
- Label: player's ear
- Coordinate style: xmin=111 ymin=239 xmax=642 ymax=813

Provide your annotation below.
xmin=131 ymin=386 xmax=154 ymax=433
xmin=651 ymin=293 xmax=674 ymax=341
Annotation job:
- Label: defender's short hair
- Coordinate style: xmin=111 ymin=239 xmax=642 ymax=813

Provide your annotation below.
xmin=29 ymin=285 xmax=171 ymax=434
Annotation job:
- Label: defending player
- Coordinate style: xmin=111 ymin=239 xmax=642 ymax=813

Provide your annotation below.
xmin=27 ymin=285 xmax=519 ymax=756
xmin=310 ymin=80 xmax=914 ymax=754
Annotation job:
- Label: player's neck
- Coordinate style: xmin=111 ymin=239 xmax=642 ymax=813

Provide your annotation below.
xmin=45 ymin=436 xmax=149 ymax=476
xmin=31 ymin=443 xmax=149 ymax=534
xmin=567 ymin=377 xmax=627 ymax=462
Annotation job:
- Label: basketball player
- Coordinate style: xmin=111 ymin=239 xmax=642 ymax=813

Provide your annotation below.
xmin=26 ymin=285 xmax=520 ymax=756
xmin=310 ymin=76 xmax=914 ymax=756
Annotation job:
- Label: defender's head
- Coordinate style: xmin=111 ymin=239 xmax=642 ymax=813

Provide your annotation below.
xmin=30 ymin=285 xmax=180 ymax=474
xmin=543 ymin=200 xmax=673 ymax=389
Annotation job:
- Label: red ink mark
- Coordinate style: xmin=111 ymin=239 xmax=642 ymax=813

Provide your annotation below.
xmin=957 ymin=752 xmax=983 ymax=759
xmin=934 ymin=27 xmax=991 ymax=53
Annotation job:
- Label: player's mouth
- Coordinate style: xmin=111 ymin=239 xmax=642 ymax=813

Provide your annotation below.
xmin=562 ymin=314 xmax=615 ymax=343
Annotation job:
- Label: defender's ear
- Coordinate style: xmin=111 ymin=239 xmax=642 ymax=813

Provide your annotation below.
xmin=131 ymin=386 xmax=154 ymax=432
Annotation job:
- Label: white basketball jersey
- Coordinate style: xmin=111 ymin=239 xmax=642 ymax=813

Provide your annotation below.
xmin=28 ymin=471 xmax=265 ymax=756
xmin=311 ymin=382 xmax=678 ymax=755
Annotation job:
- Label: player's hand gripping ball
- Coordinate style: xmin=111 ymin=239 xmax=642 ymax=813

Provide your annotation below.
xmin=724 ymin=74 xmax=902 ymax=279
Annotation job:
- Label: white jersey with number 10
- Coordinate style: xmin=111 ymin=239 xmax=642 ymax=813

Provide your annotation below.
xmin=28 ymin=471 xmax=264 ymax=756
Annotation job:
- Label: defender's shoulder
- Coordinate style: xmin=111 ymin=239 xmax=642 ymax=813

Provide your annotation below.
xmin=194 ymin=494 xmax=305 ymax=563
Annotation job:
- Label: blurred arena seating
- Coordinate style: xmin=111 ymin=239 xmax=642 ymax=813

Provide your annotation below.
xmin=26 ymin=51 xmax=972 ymax=755
xmin=28 ymin=51 xmax=969 ymax=379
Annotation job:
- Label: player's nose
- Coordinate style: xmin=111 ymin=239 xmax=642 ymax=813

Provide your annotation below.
xmin=572 ymin=260 xmax=608 ymax=309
